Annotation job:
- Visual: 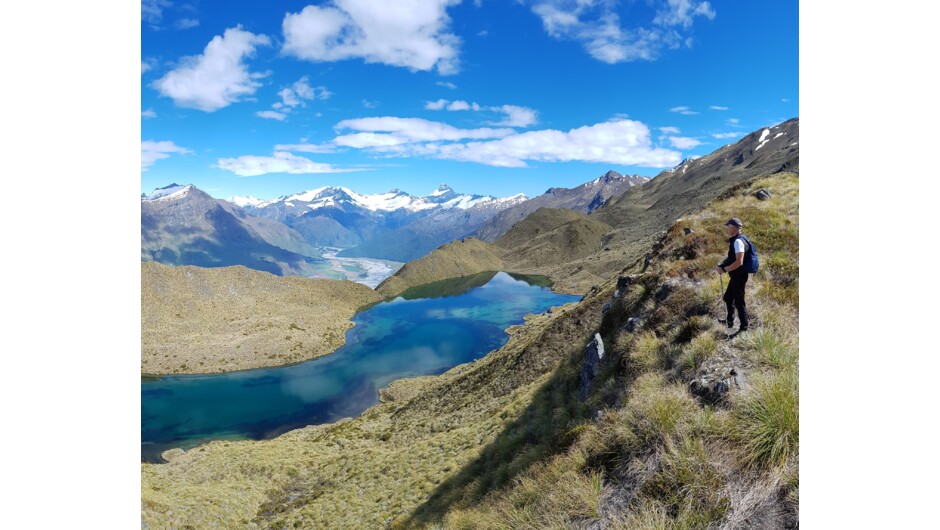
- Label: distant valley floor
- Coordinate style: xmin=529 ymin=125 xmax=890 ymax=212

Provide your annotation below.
xmin=316 ymin=247 xmax=403 ymax=289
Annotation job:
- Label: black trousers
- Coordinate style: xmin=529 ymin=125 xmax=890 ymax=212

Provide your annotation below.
xmin=723 ymin=273 xmax=748 ymax=329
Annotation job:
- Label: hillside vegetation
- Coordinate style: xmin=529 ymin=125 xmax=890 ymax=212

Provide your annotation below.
xmin=375 ymin=119 xmax=799 ymax=298
xmin=141 ymin=262 xmax=383 ymax=374
xmin=141 ymin=173 xmax=798 ymax=529
xmin=375 ymin=237 xmax=505 ymax=298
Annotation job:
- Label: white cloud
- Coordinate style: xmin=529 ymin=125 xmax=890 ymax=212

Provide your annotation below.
xmin=334 ymin=117 xmax=680 ymax=168
xmin=424 ymin=99 xmax=537 ymax=127
xmin=270 ymin=77 xmax=329 ymax=116
xmin=142 ymin=108 xmax=157 ymax=119
xmin=709 ymin=105 xmax=728 ymax=110
xmin=274 ymin=142 xmax=338 ymax=153
xmin=141 ymin=58 xmax=158 ymax=75
xmin=659 ymin=126 xmax=681 ymax=134
xmin=487 ymin=104 xmax=537 ymax=127
xmin=447 ymin=100 xmax=484 ymax=111
xmin=653 ymin=0 xmax=716 ymax=28
xmin=256 ymin=110 xmax=287 ymax=121
xmin=425 ymin=98 xmax=448 ymax=110
xmin=175 ymin=18 xmax=200 ymax=30
xmin=727 ymin=117 xmax=740 ymax=125
xmin=282 ymin=0 xmax=462 ymax=74
xmin=670 ymin=106 xmax=699 ymax=115
xmin=141 ymin=140 xmax=192 ymax=170
xmin=153 ymin=26 xmax=270 ymax=112
xmin=666 ymin=136 xmax=703 ymax=149
xmin=782 ymin=98 xmax=791 ymax=103
xmin=335 ymin=116 xmax=514 ymax=144
xmin=712 ymin=132 xmax=739 ymax=139
xmin=142 ymin=0 xmax=172 ymax=25
xmin=434 ymin=119 xmax=681 ymax=167
xmin=362 ymin=99 xmax=378 ymax=109
xmin=436 ymin=81 xmax=458 ymax=89
xmin=215 ymin=151 xmax=356 ymax=176
xmin=531 ymin=0 xmax=715 ymax=64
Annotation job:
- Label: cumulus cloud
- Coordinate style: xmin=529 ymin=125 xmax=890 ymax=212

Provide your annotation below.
xmin=709 ymin=105 xmax=728 ymax=110
xmin=282 ymin=0 xmax=462 ymax=74
xmin=256 ymin=110 xmax=287 ymax=121
xmin=424 ymin=99 xmax=538 ymax=127
xmin=666 ymin=136 xmax=703 ymax=149
xmin=425 ymin=99 xmax=448 ymax=110
xmin=216 ymin=151 xmax=356 ymax=176
xmin=487 ymin=104 xmax=537 ymax=127
xmin=142 ymin=108 xmax=157 ymax=119
xmin=530 ymin=0 xmax=715 ymax=63
xmin=141 ymin=140 xmax=191 ymax=170
xmin=670 ymin=106 xmax=699 ymax=115
xmin=434 ymin=119 xmax=681 ymax=167
xmin=331 ymin=117 xmax=680 ymax=168
xmin=659 ymin=126 xmax=680 ymax=134
xmin=334 ymin=116 xmax=514 ymax=146
xmin=153 ymin=26 xmax=270 ymax=112
xmin=712 ymin=132 xmax=739 ymax=139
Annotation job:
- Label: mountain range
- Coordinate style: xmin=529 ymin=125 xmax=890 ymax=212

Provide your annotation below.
xmin=141 ymin=184 xmax=321 ymax=276
xmin=142 ymin=172 xmax=651 ymax=271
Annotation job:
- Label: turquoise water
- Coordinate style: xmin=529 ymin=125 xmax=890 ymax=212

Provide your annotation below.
xmin=141 ymin=272 xmax=579 ymax=462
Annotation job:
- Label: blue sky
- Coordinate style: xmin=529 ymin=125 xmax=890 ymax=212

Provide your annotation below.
xmin=141 ymin=0 xmax=798 ymax=200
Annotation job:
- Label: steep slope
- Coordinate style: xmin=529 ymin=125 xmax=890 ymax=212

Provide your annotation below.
xmin=142 ymin=262 xmax=382 ymax=374
xmin=339 ymin=194 xmax=528 ymax=262
xmin=141 ymin=184 xmax=320 ymax=276
xmin=376 ymin=118 xmax=799 ymax=297
xmin=493 ymin=208 xmax=613 ymax=275
xmin=141 ymin=173 xmax=799 ymax=529
xmin=473 ymin=170 xmax=647 ymax=242
xmin=375 ymin=238 xmax=504 ymax=298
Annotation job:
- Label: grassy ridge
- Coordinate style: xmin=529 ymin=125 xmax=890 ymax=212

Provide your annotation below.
xmin=406 ymin=172 xmax=799 ymax=528
xmin=141 ymin=262 xmax=383 ymax=374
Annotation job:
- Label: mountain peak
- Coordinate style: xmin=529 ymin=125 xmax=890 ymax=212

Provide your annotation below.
xmin=143 ymin=183 xmax=194 ymax=202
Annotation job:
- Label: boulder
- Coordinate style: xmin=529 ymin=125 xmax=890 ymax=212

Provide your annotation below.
xmin=755 ymin=188 xmax=772 ymax=201
xmin=683 ymin=227 xmax=695 ymax=235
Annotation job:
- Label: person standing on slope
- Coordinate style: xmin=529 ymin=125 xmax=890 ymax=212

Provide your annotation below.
xmin=716 ymin=218 xmax=751 ymax=334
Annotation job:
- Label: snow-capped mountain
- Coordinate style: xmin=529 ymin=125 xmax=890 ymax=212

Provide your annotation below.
xmin=142 ymin=183 xmax=195 ymax=202
xmin=233 ymin=184 xmax=528 ymax=250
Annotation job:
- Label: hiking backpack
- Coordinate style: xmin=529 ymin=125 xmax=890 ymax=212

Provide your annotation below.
xmin=736 ymin=235 xmax=759 ymax=273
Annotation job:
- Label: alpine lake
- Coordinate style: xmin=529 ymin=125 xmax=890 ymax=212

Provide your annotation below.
xmin=142 ymin=271 xmax=580 ymax=462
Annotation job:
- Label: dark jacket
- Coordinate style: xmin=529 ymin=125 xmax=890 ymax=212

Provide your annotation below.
xmin=720 ymin=234 xmax=750 ymax=276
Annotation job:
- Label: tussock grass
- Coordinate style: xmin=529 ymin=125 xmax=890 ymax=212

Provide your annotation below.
xmin=732 ymin=369 xmax=799 ymax=470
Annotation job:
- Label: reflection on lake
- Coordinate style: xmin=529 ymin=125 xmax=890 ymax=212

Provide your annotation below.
xmin=141 ymin=271 xmax=579 ymax=462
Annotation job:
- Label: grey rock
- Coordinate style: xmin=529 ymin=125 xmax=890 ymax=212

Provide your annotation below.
xmin=683 ymin=227 xmax=694 ymax=235
xmin=755 ymin=188 xmax=772 ymax=201
xmin=623 ymin=317 xmax=641 ymax=332
xmin=579 ymin=333 xmax=605 ymax=400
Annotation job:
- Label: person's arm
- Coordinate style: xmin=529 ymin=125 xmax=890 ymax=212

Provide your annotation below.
xmin=721 ymin=251 xmax=746 ymax=273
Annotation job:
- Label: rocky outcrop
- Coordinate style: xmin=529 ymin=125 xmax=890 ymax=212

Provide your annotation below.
xmin=579 ymin=333 xmax=605 ymax=400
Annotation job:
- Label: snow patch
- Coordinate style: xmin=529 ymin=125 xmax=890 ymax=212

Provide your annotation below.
xmin=143 ymin=184 xmax=193 ymax=202
xmin=755 ymin=129 xmax=771 ymax=151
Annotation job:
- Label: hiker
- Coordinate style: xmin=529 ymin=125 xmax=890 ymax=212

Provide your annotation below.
xmin=715 ymin=218 xmax=751 ymax=333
